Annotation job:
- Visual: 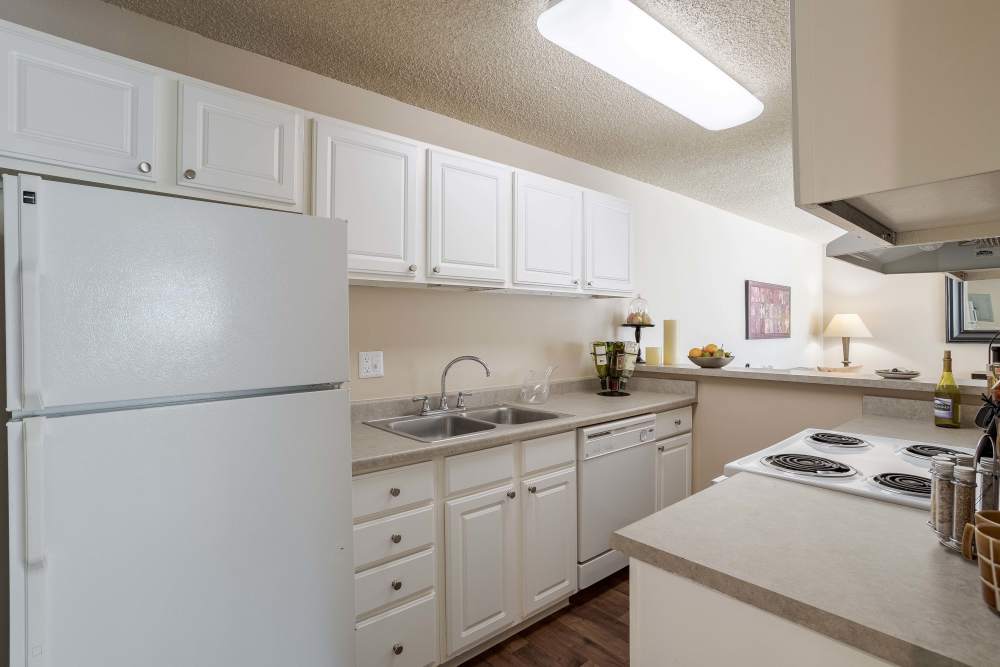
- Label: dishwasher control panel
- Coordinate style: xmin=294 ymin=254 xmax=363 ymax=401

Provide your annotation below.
xmin=578 ymin=413 xmax=656 ymax=460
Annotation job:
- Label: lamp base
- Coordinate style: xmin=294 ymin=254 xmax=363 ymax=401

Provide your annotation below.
xmin=817 ymin=364 xmax=864 ymax=373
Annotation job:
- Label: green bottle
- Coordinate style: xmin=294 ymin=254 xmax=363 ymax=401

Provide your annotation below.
xmin=934 ymin=351 xmax=961 ymax=428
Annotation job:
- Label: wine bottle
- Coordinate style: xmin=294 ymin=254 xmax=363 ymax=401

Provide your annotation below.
xmin=934 ymin=350 xmax=961 ymax=428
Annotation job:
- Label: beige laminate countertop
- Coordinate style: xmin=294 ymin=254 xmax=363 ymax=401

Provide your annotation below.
xmin=638 ymin=363 xmax=987 ymax=396
xmin=611 ymin=416 xmax=995 ymax=666
xmin=351 ymin=389 xmax=696 ymax=475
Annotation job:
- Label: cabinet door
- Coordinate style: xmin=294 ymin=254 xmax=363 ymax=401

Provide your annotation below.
xmin=315 ymin=119 xmax=419 ymax=276
xmin=583 ymin=190 xmax=633 ymax=293
xmin=522 ymin=467 xmax=577 ymax=617
xmin=656 ymin=434 xmax=692 ymax=511
xmin=0 ymin=26 xmax=156 ymax=180
xmin=445 ymin=484 xmax=519 ymax=655
xmin=178 ymin=81 xmax=303 ymax=205
xmin=428 ymin=149 xmax=510 ymax=283
xmin=513 ymin=171 xmax=583 ymax=289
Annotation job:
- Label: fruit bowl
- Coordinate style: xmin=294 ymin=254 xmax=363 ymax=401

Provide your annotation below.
xmin=689 ymin=355 xmax=734 ymax=369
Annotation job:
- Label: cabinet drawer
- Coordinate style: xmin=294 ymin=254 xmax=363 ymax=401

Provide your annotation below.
xmin=354 ymin=504 xmax=435 ymax=570
xmin=522 ymin=431 xmax=575 ymax=475
xmin=353 ymin=461 xmax=435 ymax=519
xmin=656 ymin=406 xmax=692 ymax=438
xmin=445 ymin=444 xmax=514 ymax=495
xmin=355 ymin=547 xmax=435 ymax=619
xmin=356 ymin=592 xmax=437 ymax=667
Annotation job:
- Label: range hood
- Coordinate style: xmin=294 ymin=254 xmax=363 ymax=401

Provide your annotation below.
xmin=820 ymin=169 xmax=1000 ymax=276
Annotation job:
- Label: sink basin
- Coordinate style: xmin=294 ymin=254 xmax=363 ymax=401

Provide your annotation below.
xmin=376 ymin=414 xmax=496 ymax=443
xmin=463 ymin=406 xmax=564 ymax=425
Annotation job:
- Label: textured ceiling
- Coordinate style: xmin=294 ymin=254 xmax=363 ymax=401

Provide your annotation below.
xmin=102 ymin=0 xmax=839 ymax=242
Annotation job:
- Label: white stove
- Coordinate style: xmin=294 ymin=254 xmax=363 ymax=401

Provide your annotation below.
xmin=721 ymin=428 xmax=974 ymax=509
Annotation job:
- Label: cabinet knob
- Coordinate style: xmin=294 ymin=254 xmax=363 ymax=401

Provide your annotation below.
xmin=137 ymin=161 xmax=152 ymax=174
xmin=390 ymin=533 xmax=402 ymax=544
xmin=528 ymin=486 xmax=537 ymax=494
xmin=432 ymin=266 xmax=441 ymax=273
xmin=507 ymin=490 xmax=516 ymax=499
xmin=572 ymin=279 xmax=579 ymax=285
xmin=389 ymin=487 xmax=401 ymax=497
xmin=586 ymin=281 xmax=593 ymax=286
xmin=408 ymin=264 xmax=417 ymax=272
xmin=674 ymin=419 xmax=682 ymax=426
xmin=658 ymin=446 xmax=665 ymax=452
xmin=392 ymin=644 xmax=404 ymax=655
xmin=183 ymin=168 xmax=197 ymax=180
xmin=391 ymin=579 xmax=402 ymax=591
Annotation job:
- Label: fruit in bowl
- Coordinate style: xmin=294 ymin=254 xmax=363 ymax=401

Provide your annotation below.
xmin=688 ymin=343 xmax=734 ymax=368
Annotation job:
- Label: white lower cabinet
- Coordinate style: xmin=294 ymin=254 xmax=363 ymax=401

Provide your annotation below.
xmin=655 ymin=432 xmax=692 ymax=511
xmin=356 ymin=592 xmax=438 ymax=667
xmin=445 ymin=483 xmax=519 ymax=656
xmin=521 ymin=466 xmax=577 ymax=617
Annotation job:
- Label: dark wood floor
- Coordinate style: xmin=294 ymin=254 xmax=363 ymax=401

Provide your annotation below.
xmin=460 ymin=569 xmax=630 ymax=667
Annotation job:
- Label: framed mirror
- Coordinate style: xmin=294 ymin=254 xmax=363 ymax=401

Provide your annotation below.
xmin=946 ymin=275 xmax=1000 ymax=342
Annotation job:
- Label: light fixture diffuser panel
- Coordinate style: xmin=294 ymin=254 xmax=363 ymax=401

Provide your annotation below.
xmin=537 ymin=0 xmax=764 ymax=130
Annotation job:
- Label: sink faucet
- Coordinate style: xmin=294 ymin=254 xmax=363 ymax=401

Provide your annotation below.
xmin=439 ymin=355 xmax=491 ymax=411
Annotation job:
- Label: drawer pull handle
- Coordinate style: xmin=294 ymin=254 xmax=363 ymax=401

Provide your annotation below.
xmin=658 ymin=446 xmax=665 ymax=452
xmin=390 ymin=533 xmax=402 ymax=544
xmin=391 ymin=579 xmax=402 ymax=591
xmin=507 ymin=490 xmax=516 ymax=499
xmin=674 ymin=418 xmax=682 ymax=426
xmin=528 ymin=486 xmax=537 ymax=494
xmin=392 ymin=644 xmax=404 ymax=655
xmin=389 ymin=487 xmax=401 ymax=497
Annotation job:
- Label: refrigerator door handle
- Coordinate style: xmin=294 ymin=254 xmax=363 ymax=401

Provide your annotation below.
xmin=19 ymin=174 xmax=45 ymax=412
xmin=25 ymin=416 xmax=46 ymax=567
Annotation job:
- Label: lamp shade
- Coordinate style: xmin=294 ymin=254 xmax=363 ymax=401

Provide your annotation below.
xmin=823 ymin=314 xmax=872 ymax=338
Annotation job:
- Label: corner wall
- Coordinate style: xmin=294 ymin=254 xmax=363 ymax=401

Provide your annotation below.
xmin=1 ymin=0 xmax=826 ymax=401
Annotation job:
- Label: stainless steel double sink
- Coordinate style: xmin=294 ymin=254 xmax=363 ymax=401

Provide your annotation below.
xmin=364 ymin=405 xmax=571 ymax=443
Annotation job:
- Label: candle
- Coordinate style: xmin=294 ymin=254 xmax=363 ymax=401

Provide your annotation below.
xmin=662 ymin=320 xmax=677 ymax=364
xmin=645 ymin=346 xmax=661 ymax=366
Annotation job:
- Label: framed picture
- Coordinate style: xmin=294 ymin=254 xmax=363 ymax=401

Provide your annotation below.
xmin=745 ymin=280 xmax=791 ymax=339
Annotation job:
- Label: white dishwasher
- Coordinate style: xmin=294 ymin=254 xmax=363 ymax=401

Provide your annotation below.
xmin=577 ymin=413 xmax=657 ymax=588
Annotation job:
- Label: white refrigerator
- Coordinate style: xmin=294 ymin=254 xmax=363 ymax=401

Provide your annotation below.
xmin=2 ymin=174 xmax=355 ymax=666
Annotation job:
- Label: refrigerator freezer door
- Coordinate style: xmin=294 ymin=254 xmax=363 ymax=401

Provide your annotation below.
xmin=3 ymin=174 xmax=348 ymax=413
xmin=7 ymin=389 xmax=354 ymax=667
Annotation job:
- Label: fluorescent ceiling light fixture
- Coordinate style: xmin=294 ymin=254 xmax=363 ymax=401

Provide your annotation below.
xmin=537 ymin=0 xmax=764 ymax=130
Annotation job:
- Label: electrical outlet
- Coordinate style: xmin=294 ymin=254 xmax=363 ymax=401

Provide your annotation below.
xmin=359 ymin=351 xmax=384 ymax=379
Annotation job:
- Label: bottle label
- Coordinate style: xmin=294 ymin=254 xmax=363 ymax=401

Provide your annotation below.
xmin=934 ymin=397 xmax=954 ymax=419
xmin=595 ymin=354 xmax=607 ymax=365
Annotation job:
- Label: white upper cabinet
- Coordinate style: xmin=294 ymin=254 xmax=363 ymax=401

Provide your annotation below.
xmin=314 ymin=119 xmax=419 ymax=277
xmin=0 ymin=25 xmax=157 ymax=181
xmin=514 ymin=171 xmax=583 ymax=290
xmin=427 ymin=149 xmax=510 ymax=283
xmin=178 ymin=81 xmax=303 ymax=205
xmin=445 ymin=484 xmax=518 ymax=655
xmin=583 ymin=190 xmax=633 ymax=293
xmin=521 ymin=467 xmax=577 ymax=617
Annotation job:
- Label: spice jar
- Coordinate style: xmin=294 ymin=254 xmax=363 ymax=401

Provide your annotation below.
xmin=952 ymin=465 xmax=977 ymax=542
xmin=932 ymin=458 xmax=955 ymax=538
xmin=978 ymin=457 xmax=998 ymax=511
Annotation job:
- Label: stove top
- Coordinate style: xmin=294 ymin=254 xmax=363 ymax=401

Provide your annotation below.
xmin=723 ymin=428 xmax=972 ymax=509
xmin=762 ymin=453 xmax=857 ymax=477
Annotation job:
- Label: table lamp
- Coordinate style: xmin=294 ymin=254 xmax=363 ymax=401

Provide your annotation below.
xmin=824 ymin=314 xmax=872 ymax=368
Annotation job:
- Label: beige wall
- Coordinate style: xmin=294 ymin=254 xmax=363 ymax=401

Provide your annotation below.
xmin=823 ymin=258 xmax=986 ymax=382
xmin=1 ymin=0 xmax=827 ymax=401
